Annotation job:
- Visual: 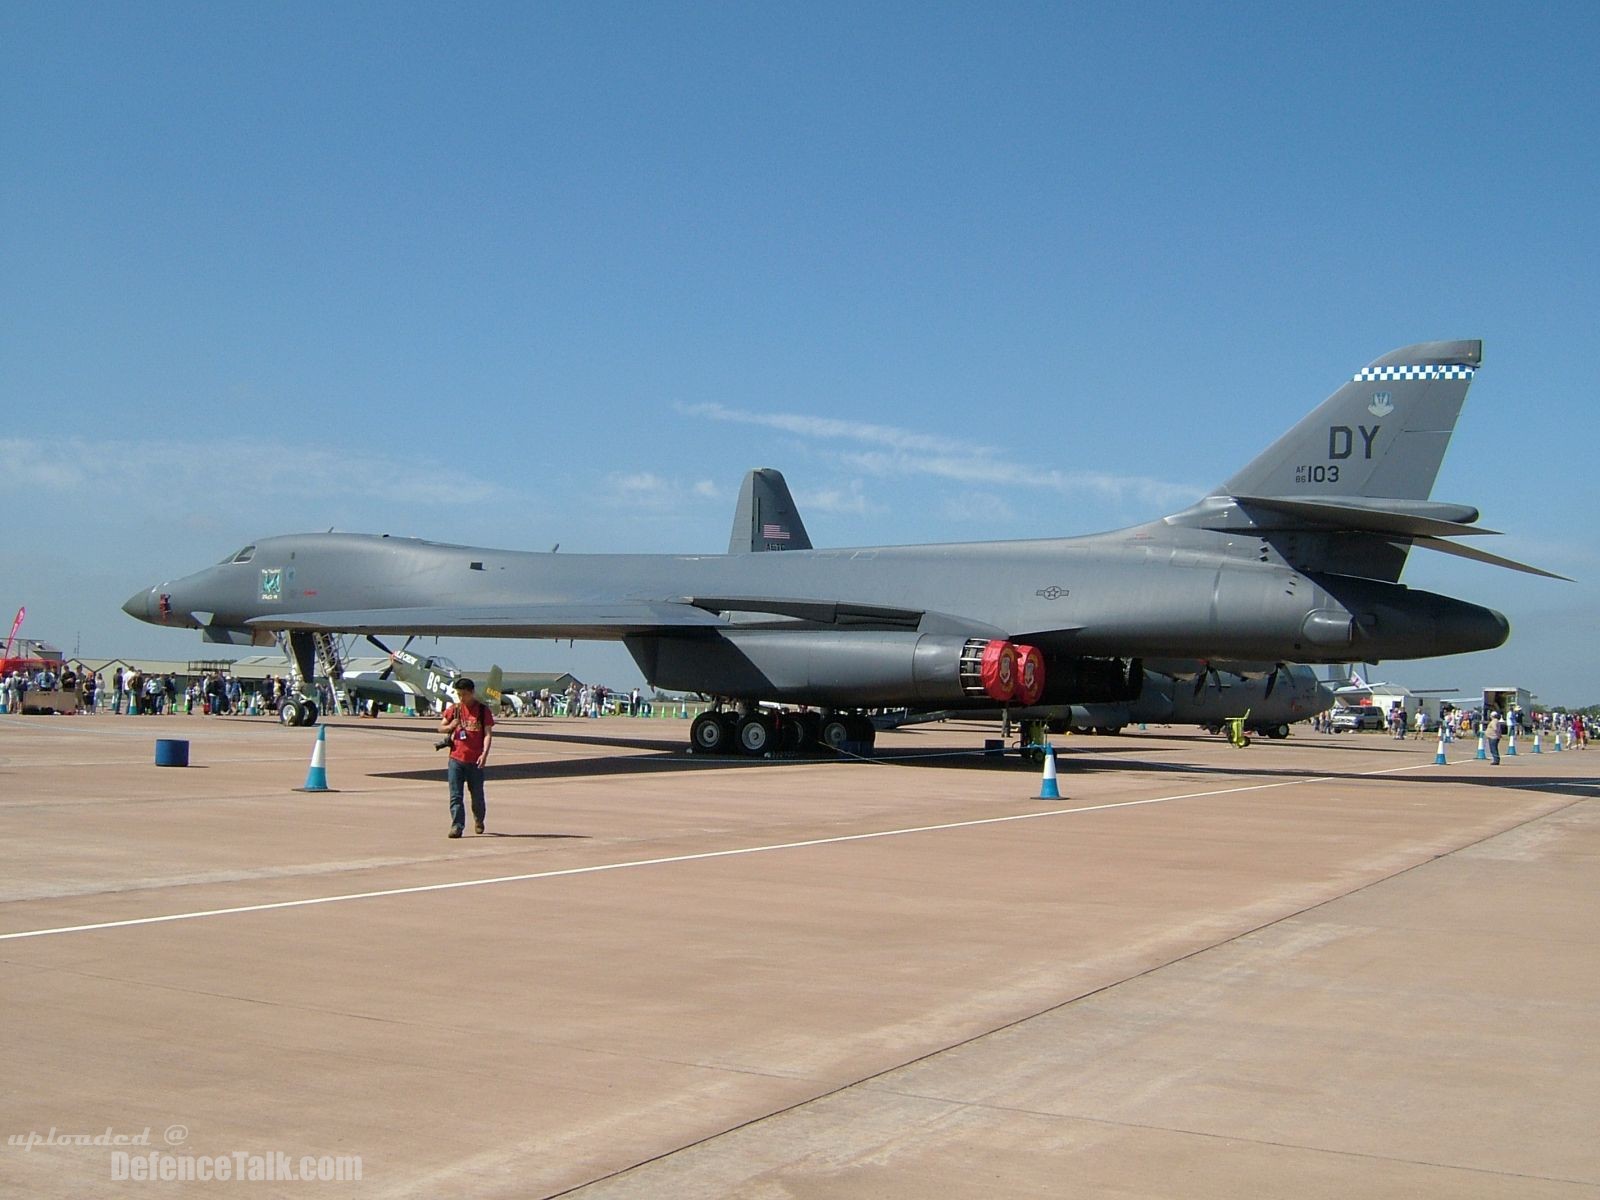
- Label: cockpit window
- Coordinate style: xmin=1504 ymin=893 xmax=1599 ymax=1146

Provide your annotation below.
xmin=231 ymin=545 xmax=256 ymax=564
xmin=430 ymin=656 xmax=459 ymax=672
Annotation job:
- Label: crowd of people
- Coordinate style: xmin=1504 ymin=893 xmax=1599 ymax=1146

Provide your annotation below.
xmin=0 ymin=665 xmax=319 ymax=717
xmin=532 ymin=681 xmax=646 ymax=719
xmin=0 ymin=663 xmax=661 ymax=721
xmin=1435 ymin=707 xmax=1591 ymax=746
xmin=1310 ymin=699 xmax=1594 ymax=748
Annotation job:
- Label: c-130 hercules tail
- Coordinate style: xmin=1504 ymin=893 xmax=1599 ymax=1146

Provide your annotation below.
xmin=126 ymin=340 xmax=1564 ymax=754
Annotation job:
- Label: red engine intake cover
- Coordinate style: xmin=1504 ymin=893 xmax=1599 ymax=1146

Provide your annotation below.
xmin=979 ymin=639 xmax=1018 ymax=702
xmin=1013 ymin=644 xmax=1046 ymax=705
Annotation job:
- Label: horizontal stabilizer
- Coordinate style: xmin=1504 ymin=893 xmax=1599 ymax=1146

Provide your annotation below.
xmin=1232 ymin=495 xmax=1500 ymax=539
xmin=1411 ymin=537 xmax=1572 ymax=581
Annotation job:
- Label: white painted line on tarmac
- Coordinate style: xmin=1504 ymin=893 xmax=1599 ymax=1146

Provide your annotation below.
xmin=0 ymin=764 xmax=1422 ymax=942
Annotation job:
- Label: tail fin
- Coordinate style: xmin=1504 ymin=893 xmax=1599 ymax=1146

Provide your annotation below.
xmin=727 ymin=468 xmax=812 ymax=553
xmin=1216 ymin=339 xmax=1481 ymax=501
xmin=1161 ymin=341 xmax=1569 ymax=583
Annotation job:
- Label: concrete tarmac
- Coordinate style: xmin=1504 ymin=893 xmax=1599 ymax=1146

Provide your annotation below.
xmin=1 ymin=712 xmax=1595 ymax=1197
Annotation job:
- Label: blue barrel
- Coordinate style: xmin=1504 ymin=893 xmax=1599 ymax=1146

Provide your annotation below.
xmin=154 ymin=738 xmax=190 ymax=768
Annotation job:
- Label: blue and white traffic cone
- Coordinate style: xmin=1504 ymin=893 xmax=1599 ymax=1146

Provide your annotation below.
xmin=1507 ymin=727 xmax=1518 ymax=756
xmin=1475 ymin=731 xmax=1487 ymax=761
xmin=1434 ymin=728 xmax=1447 ymax=765
xmin=1554 ymin=732 xmax=1564 ymax=752
xmin=296 ymin=725 xmax=333 ymax=792
xmin=1034 ymin=744 xmax=1062 ymax=800
xmin=1533 ymin=730 xmax=1542 ymax=754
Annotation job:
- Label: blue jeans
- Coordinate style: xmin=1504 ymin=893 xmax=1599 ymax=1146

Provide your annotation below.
xmin=1486 ymin=737 xmax=1501 ymax=765
xmin=448 ymin=759 xmax=486 ymax=830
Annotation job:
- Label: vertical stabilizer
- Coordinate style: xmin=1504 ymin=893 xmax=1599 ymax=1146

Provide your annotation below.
xmin=1216 ymin=340 xmax=1482 ymax=501
xmin=728 ymin=468 xmax=812 ymax=553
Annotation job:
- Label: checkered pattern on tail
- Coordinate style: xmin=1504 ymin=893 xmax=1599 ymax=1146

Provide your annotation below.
xmin=1353 ymin=365 xmax=1475 ymax=381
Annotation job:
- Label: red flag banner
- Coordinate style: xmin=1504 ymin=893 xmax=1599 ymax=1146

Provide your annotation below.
xmin=3 ymin=607 xmax=23 ymax=662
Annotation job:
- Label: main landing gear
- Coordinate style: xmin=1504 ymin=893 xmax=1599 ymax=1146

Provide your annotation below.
xmin=688 ymin=707 xmax=876 ymax=758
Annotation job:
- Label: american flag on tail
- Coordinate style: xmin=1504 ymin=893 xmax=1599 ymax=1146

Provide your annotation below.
xmin=761 ymin=524 xmax=790 ymax=541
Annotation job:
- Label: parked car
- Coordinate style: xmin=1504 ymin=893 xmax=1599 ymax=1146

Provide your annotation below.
xmin=1331 ymin=706 xmax=1386 ymax=732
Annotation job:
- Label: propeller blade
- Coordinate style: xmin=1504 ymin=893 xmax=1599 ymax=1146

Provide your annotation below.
xmin=362 ymin=635 xmax=399 ymax=680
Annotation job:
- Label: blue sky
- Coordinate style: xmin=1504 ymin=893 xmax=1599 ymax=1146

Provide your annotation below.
xmin=3 ymin=2 xmax=1596 ymax=704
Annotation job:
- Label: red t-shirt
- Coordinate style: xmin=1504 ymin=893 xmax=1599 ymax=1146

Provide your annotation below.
xmin=444 ymin=699 xmax=494 ymax=763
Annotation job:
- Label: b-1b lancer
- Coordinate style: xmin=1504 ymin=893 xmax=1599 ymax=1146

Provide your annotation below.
xmin=125 ymin=340 xmax=1562 ymax=755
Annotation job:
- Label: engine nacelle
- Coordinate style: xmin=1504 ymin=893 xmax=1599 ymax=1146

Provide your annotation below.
xmin=627 ymin=631 xmax=1139 ymax=711
xmin=628 ymin=630 xmax=989 ymax=707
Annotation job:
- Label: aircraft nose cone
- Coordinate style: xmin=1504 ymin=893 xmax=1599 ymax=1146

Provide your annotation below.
xmin=122 ymin=588 xmax=152 ymax=622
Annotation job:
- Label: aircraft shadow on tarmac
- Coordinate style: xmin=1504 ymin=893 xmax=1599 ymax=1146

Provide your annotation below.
xmin=365 ymin=725 xmax=1599 ymax=796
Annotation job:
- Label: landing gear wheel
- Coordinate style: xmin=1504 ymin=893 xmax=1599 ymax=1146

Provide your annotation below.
xmin=299 ymin=700 xmax=319 ymax=726
xmin=796 ymin=712 xmax=822 ymax=752
xmin=846 ymin=715 xmax=875 ymax=747
xmin=279 ymin=700 xmax=303 ymax=727
xmin=781 ymin=713 xmax=814 ymax=753
xmin=736 ymin=712 xmax=778 ymax=756
xmin=819 ymin=716 xmax=853 ymax=750
xmin=690 ymin=712 xmax=733 ymax=754
xmin=1269 ymin=724 xmax=1290 ymax=740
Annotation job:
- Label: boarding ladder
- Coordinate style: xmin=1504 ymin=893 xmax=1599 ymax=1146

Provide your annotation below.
xmin=313 ymin=632 xmax=350 ymax=714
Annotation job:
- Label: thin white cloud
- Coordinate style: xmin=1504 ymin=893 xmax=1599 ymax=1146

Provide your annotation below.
xmin=841 ymin=450 xmax=1195 ymax=509
xmin=604 ymin=471 xmax=723 ymax=511
xmin=793 ymin=480 xmax=876 ymax=516
xmin=676 ymin=403 xmax=1198 ymax=510
xmin=941 ymin=490 xmax=1016 ymax=524
xmin=675 ymin=402 xmax=966 ymax=456
xmin=0 ymin=436 xmax=503 ymax=506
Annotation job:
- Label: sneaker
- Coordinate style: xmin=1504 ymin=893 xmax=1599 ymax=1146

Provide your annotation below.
xmin=474 ymin=820 xmax=485 ymax=834
xmin=448 ymin=827 xmax=463 ymax=838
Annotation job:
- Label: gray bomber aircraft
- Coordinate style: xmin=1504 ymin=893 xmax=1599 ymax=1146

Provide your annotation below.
xmin=125 ymin=340 xmax=1562 ymax=755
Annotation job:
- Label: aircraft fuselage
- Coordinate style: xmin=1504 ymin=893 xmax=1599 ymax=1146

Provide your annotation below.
xmin=125 ymin=527 xmax=1508 ymax=710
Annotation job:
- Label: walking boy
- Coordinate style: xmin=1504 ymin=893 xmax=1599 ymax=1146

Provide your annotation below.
xmin=440 ymin=678 xmax=494 ymax=838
